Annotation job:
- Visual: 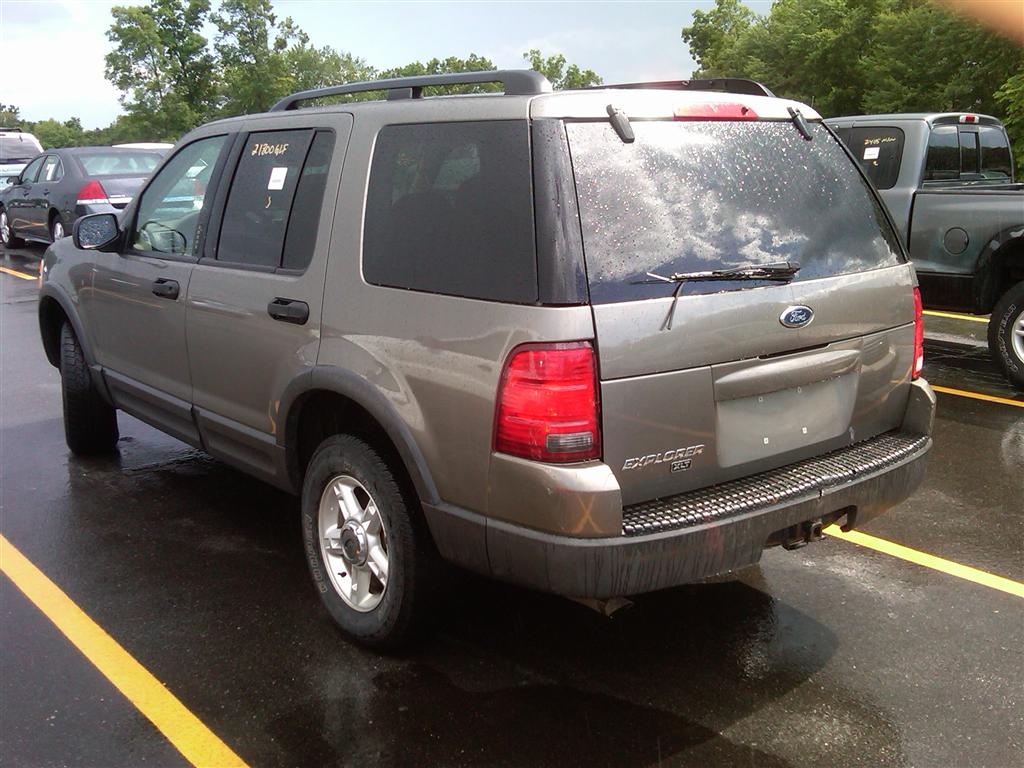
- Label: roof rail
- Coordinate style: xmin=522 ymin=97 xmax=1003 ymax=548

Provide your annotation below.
xmin=589 ymin=78 xmax=775 ymax=98
xmin=0 ymin=127 xmax=23 ymax=132
xmin=270 ymin=70 xmax=553 ymax=111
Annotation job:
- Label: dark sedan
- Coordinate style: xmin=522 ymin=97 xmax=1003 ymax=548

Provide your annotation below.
xmin=0 ymin=146 xmax=164 ymax=248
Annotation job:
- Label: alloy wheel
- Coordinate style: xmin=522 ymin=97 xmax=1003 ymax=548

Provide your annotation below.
xmin=318 ymin=474 xmax=389 ymax=612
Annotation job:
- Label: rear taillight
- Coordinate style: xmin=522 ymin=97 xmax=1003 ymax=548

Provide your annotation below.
xmin=76 ymin=180 xmax=108 ymax=205
xmin=494 ymin=342 xmax=601 ymax=463
xmin=913 ymin=287 xmax=924 ymax=379
xmin=674 ymin=103 xmax=758 ymax=121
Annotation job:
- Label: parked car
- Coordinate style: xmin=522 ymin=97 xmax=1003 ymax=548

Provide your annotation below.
xmin=827 ymin=113 xmax=1024 ymax=388
xmin=39 ymin=72 xmax=935 ymax=647
xmin=0 ymin=146 xmax=163 ymax=248
xmin=0 ymin=128 xmax=43 ymax=185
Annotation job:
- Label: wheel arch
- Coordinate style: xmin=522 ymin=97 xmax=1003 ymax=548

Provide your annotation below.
xmin=281 ymin=367 xmax=440 ymax=508
xmin=975 ymin=227 xmax=1024 ymax=312
xmin=38 ymin=285 xmax=92 ymax=368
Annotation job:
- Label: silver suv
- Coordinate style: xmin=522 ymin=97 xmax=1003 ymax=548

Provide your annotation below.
xmin=38 ymin=72 xmax=935 ymax=647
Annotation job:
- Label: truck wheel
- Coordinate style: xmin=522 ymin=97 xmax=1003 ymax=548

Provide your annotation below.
xmin=0 ymin=207 xmax=23 ymax=249
xmin=60 ymin=323 xmax=119 ymax=454
xmin=301 ymin=434 xmax=438 ymax=648
xmin=988 ymin=281 xmax=1024 ymax=390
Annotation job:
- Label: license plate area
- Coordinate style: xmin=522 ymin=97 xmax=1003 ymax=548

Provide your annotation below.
xmin=715 ymin=373 xmax=858 ymax=467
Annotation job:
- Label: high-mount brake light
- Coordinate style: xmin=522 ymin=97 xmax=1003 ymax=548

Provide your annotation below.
xmin=494 ymin=342 xmax=601 ymax=463
xmin=674 ymin=103 xmax=758 ymax=121
xmin=913 ymin=287 xmax=924 ymax=379
xmin=76 ymin=180 xmax=109 ymax=206
xmin=959 ymin=114 xmax=978 ymax=124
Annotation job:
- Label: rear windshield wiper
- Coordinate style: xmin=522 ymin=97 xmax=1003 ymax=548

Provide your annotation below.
xmin=635 ymin=261 xmax=801 ymax=330
xmin=788 ymin=106 xmax=813 ymax=141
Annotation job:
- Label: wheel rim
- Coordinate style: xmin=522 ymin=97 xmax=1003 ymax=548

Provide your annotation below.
xmin=318 ymin=474 xmax=389 ymax=612
xmin=52 ymin=219 xmax=64 ymax=241
xmin=1012 ymin=307 xmax=1024 ymax=365
xmin=1 ymin=211 xmax=9 ymax=244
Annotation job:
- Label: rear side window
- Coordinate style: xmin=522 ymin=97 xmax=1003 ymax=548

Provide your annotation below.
xmin=924 ymin=126 xmax=959 ymax=180
xmin=218 ymin=129 xmax=335 ymax=269
xmin=844 ymin=126 xmax=904 ymax=190
xmin=363 ymin=121 xmax=537 ymax=303
xmin=41 ymin=155 xmax=63 ymax=182
xmin=979 ymin=127 xmax=1012 ymax=179
xmin=566 ymin=120 xmax=904 ymax=304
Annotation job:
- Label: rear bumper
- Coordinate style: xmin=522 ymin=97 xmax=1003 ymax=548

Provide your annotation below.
xmin=424 ymin=379 xmax=936 ymax=598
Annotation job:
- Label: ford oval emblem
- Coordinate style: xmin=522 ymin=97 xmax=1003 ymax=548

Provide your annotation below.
xmin=780 ymin=305 xmax=814 ymax=328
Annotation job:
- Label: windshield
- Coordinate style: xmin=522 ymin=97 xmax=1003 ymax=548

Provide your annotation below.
xmin=0 ymin=134 xmax=43 ymax=163
xmin=78 ymin=152 xmax=161 ymax=176
xmin=566 ymin=120 xmax=904 ymax=303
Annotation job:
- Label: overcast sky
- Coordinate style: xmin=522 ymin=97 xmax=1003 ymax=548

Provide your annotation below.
xmin=0 ymin=0 xmax=776 ymax=129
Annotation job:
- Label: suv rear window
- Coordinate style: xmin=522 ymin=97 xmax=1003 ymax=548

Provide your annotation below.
xmin=0 ymin=133 xmax=42 ymax=163
xmin=566 ymin=120 xmax=904 ymax=304
xmin=363 ymin=121 xmax=537 ymax=303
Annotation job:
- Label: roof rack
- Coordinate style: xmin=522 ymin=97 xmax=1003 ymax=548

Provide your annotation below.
xmin=270 ymin=70 xmax=552 ymax=111
xmin=589 ymin=78 xmax=775 ymax=98
xmin=0 ymin=127 xmax=23 ymax=132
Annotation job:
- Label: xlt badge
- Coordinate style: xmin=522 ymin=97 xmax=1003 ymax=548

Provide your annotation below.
xmin=623 ymin=444 xmax=705 ymax=471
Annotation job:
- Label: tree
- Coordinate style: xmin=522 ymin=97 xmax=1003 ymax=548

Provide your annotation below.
xmin=523 ymin=49 xmax=602 ymax=89
xmin=681 ymin=0 xmax=755 ymax=75
xmin=679 ymin=0 xmax=1023 ymax=147
xmin=0 ymin=104 xmax=21 ymax=127
xmin=32 ymin=118 xmax=85 ymax=149
xmin=213 ymin=0 xmax=299 ymax=114
xmin=377 ymin=54 xmax=501 ymax=94
xmin=105 ymin=0 xmax=217 ymax=140
xmin=995 ymin=71 xmax=1024 ymax=170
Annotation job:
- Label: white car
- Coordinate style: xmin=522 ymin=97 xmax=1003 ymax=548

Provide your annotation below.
xmin=0 ymin=129 xmax=43 ymax=184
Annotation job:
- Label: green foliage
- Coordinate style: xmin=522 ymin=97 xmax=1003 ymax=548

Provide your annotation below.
xmin=681 ymin=0 xmax=1024 ymax=161
xmin=31 ymin=118 xmax=85 ymax=149
xmin=105 ymin=0 xmax=217 ymax=140
xmin=995 ymin=71 xmax=1024 ymax=170
xmin=377 ymin=54 xmax=501 ymax=94
xmin=522 ymin=49 xmax=602 ymax=89
xmin=28 ymin=1 xmax=602 ymax=146
xmin=0 ymin=104 xmax=21 ymax=127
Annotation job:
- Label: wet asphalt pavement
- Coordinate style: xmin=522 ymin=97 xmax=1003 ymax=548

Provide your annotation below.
xmin=1 ymin=244 xmax=1022 ymax=768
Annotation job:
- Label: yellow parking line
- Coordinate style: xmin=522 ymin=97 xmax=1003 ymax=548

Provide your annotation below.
xmin=825 ymin=526 xmax=1024 ymax=599
xmin=932 ymin=384 xmax=1024 ymax=408
xmin=0 ymin=266 xmax=35 ymax=281
xmin=0 ymin=535 xmax=248 ymax=768
xmin=922 ymin=309 xmax=989 ymax=324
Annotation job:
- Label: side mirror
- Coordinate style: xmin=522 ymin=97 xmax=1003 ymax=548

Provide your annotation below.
xmin=73 ymin=213 xmax=120 ymax=251
xmin=5 ymin=176 xmax=17 ymax=186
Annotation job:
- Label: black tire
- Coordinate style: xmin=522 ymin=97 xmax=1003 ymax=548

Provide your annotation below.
xmin=50 ymin=212 xmax=66 ymax=243
xmin=0 ymin=206 xmax=23 ymax=249
xmin=988 ymin=281 xmax=1024 ymax=390
xmin=59 ymin=323 xmax=119 ymax=454
xmin=301 ymin=434 xmax=438 ymax=648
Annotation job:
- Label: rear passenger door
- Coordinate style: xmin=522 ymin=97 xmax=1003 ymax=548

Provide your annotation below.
xmin=185 ymin=114 xmax=350 ymax=484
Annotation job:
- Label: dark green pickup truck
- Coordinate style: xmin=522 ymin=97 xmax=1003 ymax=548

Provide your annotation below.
xmin=827 ymin=113 xmax=1023 ymax=389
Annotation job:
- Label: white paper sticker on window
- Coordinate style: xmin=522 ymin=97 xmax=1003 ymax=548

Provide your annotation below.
xmin=863 ymin=146 xmax=880 ymax=160
xmin=268 ymin=166 xmax=288 ymax=190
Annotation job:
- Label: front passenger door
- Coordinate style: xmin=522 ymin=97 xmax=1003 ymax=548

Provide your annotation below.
xmin=8 ymin=155 xmax=44 ymax=236
xmin=90 ymin=134 xmax=229 ymax=445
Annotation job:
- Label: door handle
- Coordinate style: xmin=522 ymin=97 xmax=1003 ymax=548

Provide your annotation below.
xmin=152 ymin=278 xmax=180 ymax=300
xmin=267 ymin=298 xmax=309 ymax=325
